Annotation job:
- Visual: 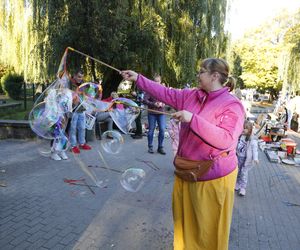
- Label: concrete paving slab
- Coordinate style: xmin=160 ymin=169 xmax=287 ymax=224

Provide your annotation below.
xmin=1 ymin=130 xmax=300 ymax=249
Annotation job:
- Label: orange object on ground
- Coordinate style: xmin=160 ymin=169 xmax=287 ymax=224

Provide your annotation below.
xmin=286 ymin=142 xmax=297 ymax=155
xmin=261 ymin=135 xmax=272 ymax=142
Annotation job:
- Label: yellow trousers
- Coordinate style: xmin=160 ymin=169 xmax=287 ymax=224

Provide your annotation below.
xmin=172 ymin=168 xmax=237 ymax=250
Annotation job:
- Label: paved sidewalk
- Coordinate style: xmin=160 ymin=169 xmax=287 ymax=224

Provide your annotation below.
xmin=230 ymin=130 xmax=300 ymax=250
xmin=0 ymin=135 xmax=174 ymax=250
xmin=1 ymin=132 xmax=300 ymax=249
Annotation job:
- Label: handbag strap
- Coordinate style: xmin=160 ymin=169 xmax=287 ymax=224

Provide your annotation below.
xmin=209 ymin=150 xmax=230 ymax=161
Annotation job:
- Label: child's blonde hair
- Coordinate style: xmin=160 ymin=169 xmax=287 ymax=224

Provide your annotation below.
xmin=244 ymin=120 xmax=253 ymax=141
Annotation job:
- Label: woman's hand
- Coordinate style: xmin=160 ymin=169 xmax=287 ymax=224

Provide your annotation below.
xmin=155 ymin=102 xmax=164 ymax=108
xmin=121 ymin=70 xmax=138 ymax=82
xmin=172 ymin=110 xmax=193 ymax=123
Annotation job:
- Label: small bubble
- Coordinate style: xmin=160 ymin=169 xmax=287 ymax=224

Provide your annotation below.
xmin=120 ymin=168 xmax=146 ymax=192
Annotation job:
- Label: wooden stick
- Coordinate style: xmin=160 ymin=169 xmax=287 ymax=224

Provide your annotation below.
xmin=67 ymin=48 xmax=174 ymax=117
xmin=98 ymin=166 xmax=124 ymax=174
xmin=138 ymin=105 xmax=173 ymax=116
xmin=68 ymin=47 xmax=121 ymax=73
xmin=114 ymin=101 xmax=174 ymax=116
xmin=68 ymin=183 xmax=99 ymax=188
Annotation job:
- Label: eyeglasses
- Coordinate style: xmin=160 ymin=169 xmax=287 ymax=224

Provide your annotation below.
xmin=196 ymin=69 xmax=208 ymax=77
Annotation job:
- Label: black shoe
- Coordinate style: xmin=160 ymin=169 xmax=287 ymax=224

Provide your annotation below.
xmin=157 ymin=147 xmax=166 ymax=155
xmin=131 ymin=134 xmax=143 ymax=139
xmin=148 ymin=147 xmax=154 ymax=154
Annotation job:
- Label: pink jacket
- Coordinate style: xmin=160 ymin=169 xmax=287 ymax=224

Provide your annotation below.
xmin=137 ymin=75 xmax=245 ymax=181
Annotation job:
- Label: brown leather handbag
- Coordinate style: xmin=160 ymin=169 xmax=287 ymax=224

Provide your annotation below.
xmin=174 ymin=155 xmax=213 ymax=182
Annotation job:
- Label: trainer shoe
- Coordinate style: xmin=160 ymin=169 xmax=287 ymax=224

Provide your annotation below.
xmin=59 ymin=151 xmax=68 ymax=160
xmin=239 ymin=188 xmax=246 ymax=196
xmin=131 ymin=134 xmax=143 ymax=139
xmin=148 ymin=147 xmax=154 ymax=154
xmin=51 ymin=152 xmax=62 ymax=161
xmin=79 ymin=144 xmax=92 ymax=150
xmin=71 ymin=146 xmax=80 ymax=154
xmin=235 ymin=183 xmax=240 ymax=191
xmin=157 ymin=147 xmax=166 ymax=155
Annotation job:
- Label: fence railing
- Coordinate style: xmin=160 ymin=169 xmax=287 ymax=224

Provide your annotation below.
xmin=22 ymin=83 xmax=50 ymax=109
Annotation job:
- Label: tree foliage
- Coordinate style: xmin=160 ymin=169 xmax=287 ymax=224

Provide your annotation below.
xmin=1 ymin=72 xmax=24 ymax=100
xmin=229 ymin=9 xmax=300 ymax=99
xmin=0 ymin=64 xmax=10 ymax=93
xmin=0 ymin=0 xmax=230 ymax=95
xmin=282 ymin=16 xmax=300 ymax=93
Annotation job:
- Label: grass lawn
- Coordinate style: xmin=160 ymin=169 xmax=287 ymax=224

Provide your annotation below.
xmin=0 ymin=95 xmax=34 ymax=120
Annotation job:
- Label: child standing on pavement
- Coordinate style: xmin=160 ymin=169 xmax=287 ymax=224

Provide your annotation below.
xmin=168 ymin=118 xmax=180 ymax=156
xmin=235 ymin=120 xmax=259 ymax=196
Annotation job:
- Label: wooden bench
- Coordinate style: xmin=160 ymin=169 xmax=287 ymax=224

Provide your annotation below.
xmin=0 ymin=102 xmax=22 ymax=110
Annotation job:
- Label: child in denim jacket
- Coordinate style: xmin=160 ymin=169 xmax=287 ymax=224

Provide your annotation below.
xmin=235 ymin=120 xmax=259 ymax=196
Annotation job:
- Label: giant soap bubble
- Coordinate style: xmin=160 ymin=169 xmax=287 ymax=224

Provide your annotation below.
xmin=52 ymin=131 xmax=70 ymax=152
xmin=78 ymin=82 xmax=101 ymax=99
xmin=120 ymin=168 xmax=146 ymax=192
xmin=77 ymin=82 xmax=112 ymax=116
xmin=109 ymin=98 xmax=140 ymax=134
xmin=100 ymin=130 xmax=124 ymax=154
xmin=29 ymin=102 xmax=60 ymax=139
xmin=36 ymin=137 xmax=52 ymax=157
xmin=45 ymin=88 xmax=73 ymax=115
xmin=29 ymin=87 xmax=72 ymax=139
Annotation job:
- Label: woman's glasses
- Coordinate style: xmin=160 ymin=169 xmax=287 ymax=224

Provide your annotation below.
xmin=196 ymin=69 xmax=208 ymax=77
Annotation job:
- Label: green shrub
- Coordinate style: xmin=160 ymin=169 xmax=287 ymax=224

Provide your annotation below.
xmin=0 ymin=77 xmax=3 ymax=94
xmin=1 ymin=72 xmax=24 ymax=100
xmin=0 ymin=65 xmax=9 ymax=94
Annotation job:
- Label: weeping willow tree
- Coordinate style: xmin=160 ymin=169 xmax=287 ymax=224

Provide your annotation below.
xmin=152 ymin=0 xmax=229 ymax=86
xmin=0 ymin=0 xmax=230 ymax=93
xmin=282 ymin=22 xmax=300 ymax=94
xmin=0 ymin=0 xmax=33 ymax=80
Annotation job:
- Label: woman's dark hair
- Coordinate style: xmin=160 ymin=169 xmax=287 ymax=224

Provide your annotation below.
xmin=201 ymin=58 xmax=235 ymax=92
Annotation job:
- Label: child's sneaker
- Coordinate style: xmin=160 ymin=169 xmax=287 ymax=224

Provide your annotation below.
xmin=79 ymin=144 xmax=92 ymax=150
xmin=71 ymin=146 xmax=80 ymax=154
xmin=157 ymin=147 xmax=166 ymax=155
xmin=59 ymin=151 xmax=68 ymax=160
xmin=51 ymin=152 xmax=62 ymax=161
xmin=239 ymin=188 xmax=246 ymax=196
xmin=235 ymin=183 xmax=240 ymax=191
xmin=148 ymin=147 xmax=154 ymax=154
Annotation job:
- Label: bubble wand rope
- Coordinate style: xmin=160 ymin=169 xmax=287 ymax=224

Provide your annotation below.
xmin=114 ymin=101 xmax=174 ymax=116
xmin=68 ymin=47 xmax=121 ymax=73
xmin=137 ymin=105 xmax=174 ymax=116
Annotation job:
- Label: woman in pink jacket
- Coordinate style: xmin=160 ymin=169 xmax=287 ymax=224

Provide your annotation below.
xmin=122 ymin=58 xmax=245 ymax=250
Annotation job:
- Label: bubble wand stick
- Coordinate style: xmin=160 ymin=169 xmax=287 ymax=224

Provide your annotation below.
xmin=68 ymin=47 xmax=174 ymax=116
xmin=136 ymin=105 xmax=173 ymax=116
xmin=114 ymin=100 xmax=174 ymax=116
xmin=68 ymin=47 xmax=121 ymax=73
